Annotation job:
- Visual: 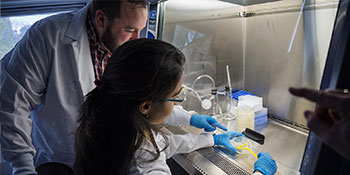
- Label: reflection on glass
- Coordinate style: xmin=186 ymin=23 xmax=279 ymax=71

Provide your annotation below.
xmin=0 ymin=13 xmax=65 ymax=59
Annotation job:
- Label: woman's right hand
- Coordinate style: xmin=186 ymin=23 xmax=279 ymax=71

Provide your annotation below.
xmin=254 ymin=152 xmax=277 ymax=175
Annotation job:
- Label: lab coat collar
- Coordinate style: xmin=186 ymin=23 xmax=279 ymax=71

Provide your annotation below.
xmin=64 ymin=2 xmax=96 ymax=96
xmin=65 ymin=2 xmax=91 ymax=41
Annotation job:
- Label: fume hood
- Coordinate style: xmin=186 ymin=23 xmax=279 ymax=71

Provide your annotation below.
xmin=147 ymin=0 xmax=350 ymax=174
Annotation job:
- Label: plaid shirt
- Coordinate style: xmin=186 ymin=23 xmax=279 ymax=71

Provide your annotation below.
xmin=86 ymin=12 xmax=112 ymax=83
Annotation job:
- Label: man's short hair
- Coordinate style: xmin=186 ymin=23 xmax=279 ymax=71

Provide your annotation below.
xmin=91 ymin=0 xmax=147 ymax=20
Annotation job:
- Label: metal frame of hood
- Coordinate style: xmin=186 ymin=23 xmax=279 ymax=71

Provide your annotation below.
xmin=1 ymin=0 xmax=89 ymax=17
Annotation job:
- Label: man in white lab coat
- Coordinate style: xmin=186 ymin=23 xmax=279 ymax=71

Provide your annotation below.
xmin=0 ymin=0 xmax=225 ymax=175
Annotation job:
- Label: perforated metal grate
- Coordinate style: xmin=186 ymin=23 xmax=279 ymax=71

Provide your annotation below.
xmin=197 ymin=148 xmax=250 ymax=175
xmin=165 ymin=125 xmax=250 ymax=175
xmin=184 ymin=156 xmax=209 ymax=175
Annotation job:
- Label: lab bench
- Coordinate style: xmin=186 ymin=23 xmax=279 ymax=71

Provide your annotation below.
xmin=162 ymin=118 xmax=309 ymax=175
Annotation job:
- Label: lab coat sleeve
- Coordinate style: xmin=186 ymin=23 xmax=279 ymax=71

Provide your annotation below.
xmin=165 ymin=105 xmax=196 ymax=126
xmin=0 ymin=23 xmax=50 ymax=175
xmin=132 ymin=133 xmax=214 ymax=175
xmin=163 ymin=133 xmax=214 ymax=159
xmin=131 ymin=152 xmax=172 ymax=175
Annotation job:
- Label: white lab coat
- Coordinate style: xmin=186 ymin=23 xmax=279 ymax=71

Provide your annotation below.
xmin=130 ymin=132 xmax=263 ymax=175
xmin=130 ymin=132 xmax=214 ymax=175
xmin=0 ymin=3 xmax=194 ymax=175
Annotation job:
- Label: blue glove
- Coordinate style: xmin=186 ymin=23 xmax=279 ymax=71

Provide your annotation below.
xmin=190 ymin=114 xmax=228 ymax=132
xmin=213 ymin=131 xmax=244 ymax=152
xmin=254 ymin=152 xmax=277 ymax=175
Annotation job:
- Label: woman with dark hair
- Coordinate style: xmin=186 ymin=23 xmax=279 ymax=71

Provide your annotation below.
xmin=73 ymin=39 xmax=277 ymax=175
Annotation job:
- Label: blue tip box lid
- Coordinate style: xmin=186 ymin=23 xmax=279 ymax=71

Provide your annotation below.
xmin=231 ymin=90 xmax=254 ymax=100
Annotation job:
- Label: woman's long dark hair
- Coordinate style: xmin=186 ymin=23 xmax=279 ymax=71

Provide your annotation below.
xmin=73 ymin=39 xmax=185 ymax=175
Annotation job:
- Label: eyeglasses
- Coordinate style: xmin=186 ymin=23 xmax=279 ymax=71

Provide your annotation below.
xmin=166 ymin=87 xmax=186 ymax=103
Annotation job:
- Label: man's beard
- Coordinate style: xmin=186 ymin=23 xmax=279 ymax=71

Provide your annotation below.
xmin=101 ymin=23 xmax=118 ymax=52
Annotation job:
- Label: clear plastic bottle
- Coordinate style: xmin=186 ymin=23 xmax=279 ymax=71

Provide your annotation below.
xmin=223 ymin=87 xmax=235 ymax=120
xmin=211 ymin=89 xmax=218 ymax=115
xmin=224 ymin=87 xmax=231 ymax=112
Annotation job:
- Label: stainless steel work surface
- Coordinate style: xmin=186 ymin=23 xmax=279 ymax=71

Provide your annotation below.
xmin=163 ymin=119 xmax=308 ymax=175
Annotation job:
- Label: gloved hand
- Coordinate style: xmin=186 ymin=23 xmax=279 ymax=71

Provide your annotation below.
xmin=190 ymin=114 xmax=228 ymax=132
xmin=254 ymin=152 xmax=277 ymax=175
xmin=213 ymin=131 xmax=244 ymax=152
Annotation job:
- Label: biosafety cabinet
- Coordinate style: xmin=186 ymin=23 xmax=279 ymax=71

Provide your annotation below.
xmin=0 ymin=0 xmax=349 ymax=174
xmin=149 ymin=0 xmax=350 ymax=174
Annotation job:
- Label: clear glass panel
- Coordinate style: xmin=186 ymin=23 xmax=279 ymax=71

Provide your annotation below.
xmin=162 ymin=0 xmax=339 ymax=174
xmin=0 ymin=12 xmax=68 ymax=59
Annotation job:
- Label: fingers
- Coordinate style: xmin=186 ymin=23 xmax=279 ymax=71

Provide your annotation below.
xmin=207 ymin=116 xmax=218 ymax=123
xmin=212 ymin=122 xmax=228 ymax=131
xmin=207 ymin=116 xmax=228 ymax=131
xmin=324 ymin=89 xmax=345 ymax=94
xmin=289 ymin=87 xmax=319 ymax=101
xmin=258 ymin=152 xmax=273 ymax=159
xmin=290 ymin=87 xmax=350 ymax=121
xmin=304 ymin=111 xmax=332 ymax=138
xmin=225 ymin=131 xmax=244 ymax=139
xmin=204 ymin=125 xmax=216 ymax=132
xmin=257 ymin=152 xmax=263 ymax=158
xmin=225 ymin=131 xmax=235 ymax=138
xmin=237 ymin=133 xmax=245 ymax=137
xmin=225 ymin=131 xmax=235 ymax=139
xmin=289 ymin=87 xmax=343 ymax=108
xmin=328 ymin=109 xmax=342 ymax=121
xmin=191 ymin=114 xmax=216 ymax=131
xmin=234 ymin=136 xmax=243 ymax=142
xmin=204 ymin=117 xmax=216 ymax=131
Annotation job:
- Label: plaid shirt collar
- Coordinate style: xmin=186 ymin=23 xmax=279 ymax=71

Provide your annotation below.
xmin=86 ymin=12 xmax=112 ymax=82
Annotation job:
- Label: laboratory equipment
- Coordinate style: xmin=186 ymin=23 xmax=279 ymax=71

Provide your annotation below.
xmin=238 ymin=95 xmax=263 ymax=112
xmin=230 ymin=135 xmax=256 ymax=157
xmin=183 ymin=74 xmax=216 ymax=112
xmin=211 ymin=89 xmax=223 ymax=119
xmin=223 ymin=65 xmax=236 ymax=120
xmin=236 ymin=106 xmax=255 ymax=132
xmin=238 ymin=94 xmax=268 ymax=127
xmin=183 ymin=85 xmax=214 ymax=111
xmin=191 ymin=74 xmax=216 ymax=89
xmin=236 ymin=143 xmax=258 ymax=159
xmin=254 ymin=107 xmax=268 ymax=128
xmin=223 ymin=87 xmax=233 ymax=111
xmin=242 ymin=128 xmax=265 ymax=145
xmin=211 ymin=89 xmax=218 ymax=114
xmin=159 ymin=0 xmax=349 ymax=173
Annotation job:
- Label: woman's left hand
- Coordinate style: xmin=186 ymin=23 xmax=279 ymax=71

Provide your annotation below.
xmin=213 ymin=131 xmax=244 ymax=152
